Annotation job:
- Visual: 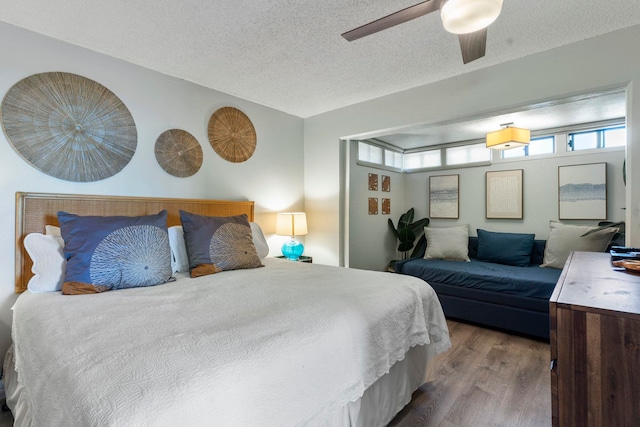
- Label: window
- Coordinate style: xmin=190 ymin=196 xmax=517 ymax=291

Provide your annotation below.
xmin=502 ymin=136 xmax=555 ymax=159
xmin=358 ymin=141 xmax=382 ymax=164
xmin=357 ymin=141 xmax=402 ymax=171
xmin=404 ymin=151 xmax=441 ymax=170
xmin=403 ymin=142 xmax=490 ymax=171
xmin=568 ymin=126 xmax=626 ymax=151
xmin=385 ymin=149 xmax=403 ymax=168
xmin=602 ymin=127 xmax=626 ymax=147
xmin=358 ymin=121 xmax=625 ymax=174
xmin=445 ymin=143 xmax=490 ymax=166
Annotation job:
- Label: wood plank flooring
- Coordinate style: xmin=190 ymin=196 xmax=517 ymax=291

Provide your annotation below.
xmin=389 ymin=320 xmax=551 ymax=427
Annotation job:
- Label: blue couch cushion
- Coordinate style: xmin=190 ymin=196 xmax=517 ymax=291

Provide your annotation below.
xmin=396 ymin=257 xmax=560 ymax=299
xmin=477 ymin=229 xmax=535 ymax=267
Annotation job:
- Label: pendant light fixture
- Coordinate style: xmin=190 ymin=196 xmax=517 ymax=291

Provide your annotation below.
xmin=486 ymin=122 xmax=530 ymax=150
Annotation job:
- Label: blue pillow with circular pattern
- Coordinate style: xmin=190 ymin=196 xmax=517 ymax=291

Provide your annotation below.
xmin=179 ymin=210 xmax=263 ymax=278
xmin=58 ymin=210 xmax=172 ymax=293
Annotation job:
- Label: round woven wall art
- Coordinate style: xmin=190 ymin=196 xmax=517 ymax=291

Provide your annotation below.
xmin=154 ymin=129 xmax=203 ymax=177
xmin=207 ymin=107 xmax=256 ymax=163
xmin=1 ymin=72 xmax=137 ymax=182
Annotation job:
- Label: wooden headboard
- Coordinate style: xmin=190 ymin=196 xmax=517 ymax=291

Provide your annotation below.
xmin=15 ymin=192 xmax=255 ymax=293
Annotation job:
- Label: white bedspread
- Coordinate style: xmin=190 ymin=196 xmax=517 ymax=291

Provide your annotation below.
xmin=11 ymin=258 xmax=450 ymax=426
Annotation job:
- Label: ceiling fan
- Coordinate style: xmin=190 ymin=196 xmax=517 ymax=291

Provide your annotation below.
xmin=342 ymin=0 xmax=504 ymax=64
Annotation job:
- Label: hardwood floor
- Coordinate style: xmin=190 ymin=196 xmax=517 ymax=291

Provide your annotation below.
xmin=389 ymin=320 xmax=551 ymax=427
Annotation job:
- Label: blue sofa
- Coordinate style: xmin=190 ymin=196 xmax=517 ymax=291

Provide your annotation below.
xmin=395 ymin=237 xmax=561 ymax=340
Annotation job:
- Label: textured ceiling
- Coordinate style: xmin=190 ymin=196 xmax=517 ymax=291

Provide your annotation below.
xmin=0 ymin=1 xmax=639 ymax=118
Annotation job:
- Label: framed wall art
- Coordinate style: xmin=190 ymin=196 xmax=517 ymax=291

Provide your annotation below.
xmin=486 ymin=169 xmax=523 ymax=219
xmin=382 ymin=175 xmax=391 ymax=192
xmin=429 ymin=174 xmax=459 ymax=219
xmin=382 ymin=198 xmax=391 ymax=215
xmin=558 ymin=162 xmax=607 ymax=220
xmin=368 ymin=173 xmax=378 ymax=191
xmin=368 ymin=198 xmax=378 ymax=215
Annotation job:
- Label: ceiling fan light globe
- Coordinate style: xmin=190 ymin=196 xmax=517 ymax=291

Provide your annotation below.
xmin=441 ymin=0 xmax=503 ymax=34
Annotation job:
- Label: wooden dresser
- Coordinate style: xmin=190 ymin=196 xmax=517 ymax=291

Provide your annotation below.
xmin=550 ymin=251 xmax=640 ymax=426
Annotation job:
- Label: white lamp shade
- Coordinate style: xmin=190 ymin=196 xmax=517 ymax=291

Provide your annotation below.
xmin=276 ymin=212 xmax=308 ymax=236
xmin=441 ymin=0 xmax=503 ymax=35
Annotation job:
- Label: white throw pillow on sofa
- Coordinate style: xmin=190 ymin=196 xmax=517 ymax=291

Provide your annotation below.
xmin=424 ymin=225 xmax=470 ymax=262
xmin=541 ymin=221 xmax=618 ymax=269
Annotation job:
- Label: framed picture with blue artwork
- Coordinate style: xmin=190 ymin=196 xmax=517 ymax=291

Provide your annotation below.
xmin=429 ymin=174 xmax=459 ymax=219
xmin=558 ymin=162 xmax=607 ymax=220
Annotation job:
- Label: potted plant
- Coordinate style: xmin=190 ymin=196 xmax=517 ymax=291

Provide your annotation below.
xmin=388 ymin=208 xmax=429 ymax=270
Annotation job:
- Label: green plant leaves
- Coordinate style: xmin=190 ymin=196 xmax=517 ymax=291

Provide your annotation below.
xmin=388 ymin=208 xmax=429 ymax=255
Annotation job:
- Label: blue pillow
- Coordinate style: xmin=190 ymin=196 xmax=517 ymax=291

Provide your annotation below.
xmin=179 ymin=211 xmax=262 ymax=277
xmin=58 ymin=210 xmax=172 ymax=293
xmin=476 ymin=229 xmax=535 ymax=267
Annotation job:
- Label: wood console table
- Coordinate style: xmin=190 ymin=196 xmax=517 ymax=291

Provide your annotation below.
xmin=550 ymin=251 xmax=640 ymax=426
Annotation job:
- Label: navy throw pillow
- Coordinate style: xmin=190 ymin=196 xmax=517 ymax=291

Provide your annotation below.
xmin=58 ymin=210 xmax=172 ymax=293
xmin=476 ymin=229 xmax=535 ymax=267
xmin=179 ymin=211 xmax=262 ymax=277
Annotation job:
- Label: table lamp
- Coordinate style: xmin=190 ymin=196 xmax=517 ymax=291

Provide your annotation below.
xmin=275 ymin=212 xmax=308 ymax=260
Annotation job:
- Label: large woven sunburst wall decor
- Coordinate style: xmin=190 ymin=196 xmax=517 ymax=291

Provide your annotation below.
xmin=154 ymin=129 xmax=203 ymax=177
xmin=207 ymin=107 xmax=256 ymax=163
xmin=1 ymin=72 xmax=137 ymax=182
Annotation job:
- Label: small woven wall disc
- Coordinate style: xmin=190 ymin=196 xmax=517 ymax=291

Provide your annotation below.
xmin=207 ymin=107 xmax=256 ymax=163
xmin=154 ymin=129 xmax=203 ymax=177
xmin=1 ymin=72 xmax=137 ymax=182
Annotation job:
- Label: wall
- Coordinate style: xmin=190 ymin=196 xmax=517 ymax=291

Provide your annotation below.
xmin=0 ymin=23 xmax=304 ymax=354
xmin=626 ymin=81 xmax=640 ymax=246
xmin=304 ymin=24 xmax=640 ymax=268
xmin=406 ymin=149 xmax=626 ymax=236
xmin=350 ymin=147 xmax=625 ymax=271
xmin=347 ymin=141 xmax=405 ymax=270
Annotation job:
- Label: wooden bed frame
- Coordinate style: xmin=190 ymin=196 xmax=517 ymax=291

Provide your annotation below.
xmin=15 ymin=192 xmax=255 ymax=293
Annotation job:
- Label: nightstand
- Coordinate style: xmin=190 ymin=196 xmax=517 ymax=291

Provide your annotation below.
xmin=276 ymin=255 xmax=312 ymax=263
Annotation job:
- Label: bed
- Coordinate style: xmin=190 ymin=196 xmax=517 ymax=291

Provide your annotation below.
xmin=5 ymin=192 xmax=450 ymax=426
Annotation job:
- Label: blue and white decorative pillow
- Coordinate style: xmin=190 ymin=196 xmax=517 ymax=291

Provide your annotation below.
xmin=58 ymin=210 xmax=173 ymax=294
xmin=179 ymin=210 xmax=263 ymax=277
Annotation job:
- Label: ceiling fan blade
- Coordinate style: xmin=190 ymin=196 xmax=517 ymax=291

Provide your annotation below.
xmin=342 ymin=0 xmax=441 ymax=42
xmin=458 ymin=28 xmax=487 ymax=64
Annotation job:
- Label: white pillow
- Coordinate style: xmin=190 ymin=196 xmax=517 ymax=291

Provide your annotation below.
xmin=250 ymin=222 xmax=269 ymax=259
xmin=24 ymin=233 xmax=65 ymax=293
xmin=541 ymin=221 xmax=618 ymax=269
xmin=168 ymin=226 xmax=190 ymax=273
xmin=424 ymin=225 xmax=470 ymax=262
xmin=45 ymin=225 xmax=61 ymax=236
